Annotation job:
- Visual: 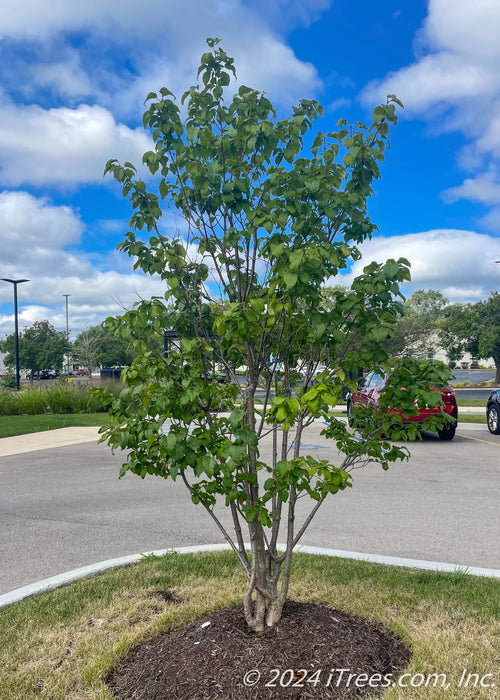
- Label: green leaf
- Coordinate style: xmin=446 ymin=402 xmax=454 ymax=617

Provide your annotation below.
xmin=282 ymin=271 xmax=298 ymax=289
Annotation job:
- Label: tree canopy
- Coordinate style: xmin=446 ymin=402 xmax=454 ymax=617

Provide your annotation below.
xmin=73 ymin=325 xmax=136 ymax=372
xmin=2 ymin=320 xmax=68 ymax=378
xmin=473 ymin=292 xmax=500 ymax=382
xmin=383 ymin=289 xmax=449 ymax=359
xmin=438 ymin=292 xmax=499 ymax=379
xmin=98 ymin=40 xmax=452 ymax=632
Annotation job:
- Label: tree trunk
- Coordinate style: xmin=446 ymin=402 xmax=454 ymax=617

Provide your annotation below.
xmin=243 ymin=523 xmax=287 ymax=633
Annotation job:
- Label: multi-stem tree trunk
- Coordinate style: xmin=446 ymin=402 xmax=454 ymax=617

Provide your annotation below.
xmin=244 ymin=523 xmax=282 ymax=632
xmin=240 ymin=356 xmax=291 ymax=632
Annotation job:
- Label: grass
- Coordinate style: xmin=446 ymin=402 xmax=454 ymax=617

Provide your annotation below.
xmin=0 ymin=551 xmax=498 ymax=699
xmin=0 ymin=409 xmax=487 ymax=439
xmin=451 ymin=380 xmax=495 ymax=388
xmin=458 ymin=414 xmax=486 ymax=424
xmin=0 ymin=414 xmax=110 ymax=439
xmin=456 ymin=398 xmax=488 ymax=407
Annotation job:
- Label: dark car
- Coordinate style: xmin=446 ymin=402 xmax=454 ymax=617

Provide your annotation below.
xmin=37 ymin=370 xmax=59 ymax=380
xmin=205 ymin=371 xmax=228 ymax=384
xmin=347 ymin=370 xmax=458 ymax=440
xmin=486 ymin=389 xmax=500 ymax=435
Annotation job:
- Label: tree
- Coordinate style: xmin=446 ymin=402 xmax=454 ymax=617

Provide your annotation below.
xmin=438 ymin=302 xmax=480 ymax=366
xmin=438 ymin=294 xmax=500 ymax=378
xmin=3 ymin=320 xmax=68 ymax=379
xmin=476 ymin=292 xmax=500 ymax=383
xmin=73 ymin=328 xmax=102 ymax=381
xmin=383 ymin=289 xmax=449 ymax=359
xmin=73 ymin=325 xmax=136 ymax=374
xmin=98 ymin=40 xmax=452 ymax=632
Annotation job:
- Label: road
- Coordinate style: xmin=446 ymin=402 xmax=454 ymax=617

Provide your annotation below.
xmin=451 ymin=369 xmax=496 ymax=384
xmin=0 ymin=423 xmax=499 ymax=595
xmin=455 ymin=388 xmax=493 ymax=401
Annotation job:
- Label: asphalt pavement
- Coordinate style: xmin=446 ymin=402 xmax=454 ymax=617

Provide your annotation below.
xmin=0 ymin=420 xmax=498 ymax=595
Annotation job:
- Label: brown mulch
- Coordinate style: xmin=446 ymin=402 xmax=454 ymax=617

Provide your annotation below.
xmin=107 ymin=600 xmax=411 ymax=699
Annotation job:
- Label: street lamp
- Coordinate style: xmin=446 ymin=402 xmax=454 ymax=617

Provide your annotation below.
xmin=63 ymin=294 xmax=71 ymax=377
xmin=1 ymin=278 xmax=30 ymax=390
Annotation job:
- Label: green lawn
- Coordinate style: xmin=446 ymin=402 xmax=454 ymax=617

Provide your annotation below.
xmin=456 ymin=398 xmax=488 ymax=407
xmin=458 ymin=414 xmax=486 ymax=424
xmin=0 ymin=414 xmax=108 ymax=439
xmin=0 ymin=551 xmax=498 ymax=699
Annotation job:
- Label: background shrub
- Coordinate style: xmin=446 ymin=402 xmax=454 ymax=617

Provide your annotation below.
xmin=0 ymin=389 xmax=18 ymax=415
xmin=0 ymin=380 xmax=122 ymax=416
xmin=46 ymin=384 xmax=87 ymax=414
xmin=15 ymin=388 xmax=48 ymax=415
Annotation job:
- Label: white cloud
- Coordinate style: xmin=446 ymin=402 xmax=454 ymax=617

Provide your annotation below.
xmin=424 ymin=0 xmax=500 ymax=61
xmin=362 ymin=53 xmax=498 ymax=112
xmin=442 ymin=172 xmax=500 ymax=206
xmin=0 ymin=1 xmax=322 ymax=113
xmin=0 ymin=191 xmax=169 ymax=336
xmin=339 ymin=229 xmax=500 ymax=302
xmin=0 ymin=191 xmax=83 ymax=263
xmin=0 ymin=1 xmax=324 ymax=185
xmin=30 ymin=54 xmax=94 ymax=100
xmin=361 ymin=0 xmax=500 ymax=112
xmin=360 ymin=0 xmax=500 ymax=229
xmin=245 ymin=0 xmax=333 ymax=32
xmin=0 ymin=103 xmax=151 ymax=186
xmin=0 ymin=0 xmax=162 ymax=39
xmin=0 ymin=0 xmax=330 ymax=44
xmin=0 ymin=269 xmax=169 ymax=339
xmin=327 ymin=97 xmax=352 ymax=112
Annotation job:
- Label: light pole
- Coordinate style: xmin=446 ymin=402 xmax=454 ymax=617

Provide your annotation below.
xmin=63 ymin=294 xmax=71 ymax=377
xmin=1 ymin=278 xmax=30 ymax=390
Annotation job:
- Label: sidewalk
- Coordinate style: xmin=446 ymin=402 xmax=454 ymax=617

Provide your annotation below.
xmin=0 ymin=427 xmax=100 ymax=458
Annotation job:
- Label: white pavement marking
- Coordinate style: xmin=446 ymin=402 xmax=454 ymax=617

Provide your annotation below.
xmin=1 ymin=543 xmax=498 ymax=609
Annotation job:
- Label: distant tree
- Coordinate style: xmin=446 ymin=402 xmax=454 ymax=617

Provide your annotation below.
xmin=384 ymin=289 xmax=449 ymax=359
xmin=98 ymin=327 xmax=137 ymax=367
xmin=438 ymin=303 xmax=480 ymax=366
xmin=98 ymin=40 xmax=452 ymax=633
xmin=73 ymin=328 xmax=102 ymax=382
xmin=476 ymin=292 xmax=500 ymax=383
xmin=3 ymin=320 xmax=68 ymax=379
xmin=73 ymin=325 xmax=136 ymax=372
xmin=438 ymin=294 xmax=500 ymax=379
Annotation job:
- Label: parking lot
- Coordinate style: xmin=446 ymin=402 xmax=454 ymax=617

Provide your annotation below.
xmin=0 ymin=421 xmax=498 ymax=595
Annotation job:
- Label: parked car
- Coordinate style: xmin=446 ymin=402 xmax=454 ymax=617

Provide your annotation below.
xmin=72 ymin=369 xmax=88 ymax=376
xmin=346 ymin=370 xmax=458 ymax=440
xmin=205 ymin=370 xmax=228 ymax=384
xmin=486 ymin=389 xmax=500 ymax=435
xmin=36 ymin=370 xmax=59 ymax=380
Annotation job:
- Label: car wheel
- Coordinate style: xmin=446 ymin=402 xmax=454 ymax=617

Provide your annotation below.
xmin=487 ymin=404 xmax=500 ymax=435
xmin=437 ymin=423 xmax=456 ymax=441
xmin=346 ymin=400 xmax=354 ymax=427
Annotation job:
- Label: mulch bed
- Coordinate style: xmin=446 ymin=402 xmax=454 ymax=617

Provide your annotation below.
xmin=107 ymin=600 xmax=411 ymax=699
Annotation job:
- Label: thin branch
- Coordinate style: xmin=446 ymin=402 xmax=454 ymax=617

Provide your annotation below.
xmin=180 ymin=472 xmax=250 ymax=574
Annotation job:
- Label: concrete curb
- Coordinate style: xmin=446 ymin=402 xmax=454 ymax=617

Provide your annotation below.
xmin=1 ymin=543 xmax=498 ymax=609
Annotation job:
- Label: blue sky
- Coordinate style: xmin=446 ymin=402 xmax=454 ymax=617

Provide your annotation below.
xmin=1 ymin=0 xmax=499 ymax=339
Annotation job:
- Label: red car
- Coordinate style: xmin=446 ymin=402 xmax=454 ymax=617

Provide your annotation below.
xmin=346 ymin=370 xmax=458 ymax=440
